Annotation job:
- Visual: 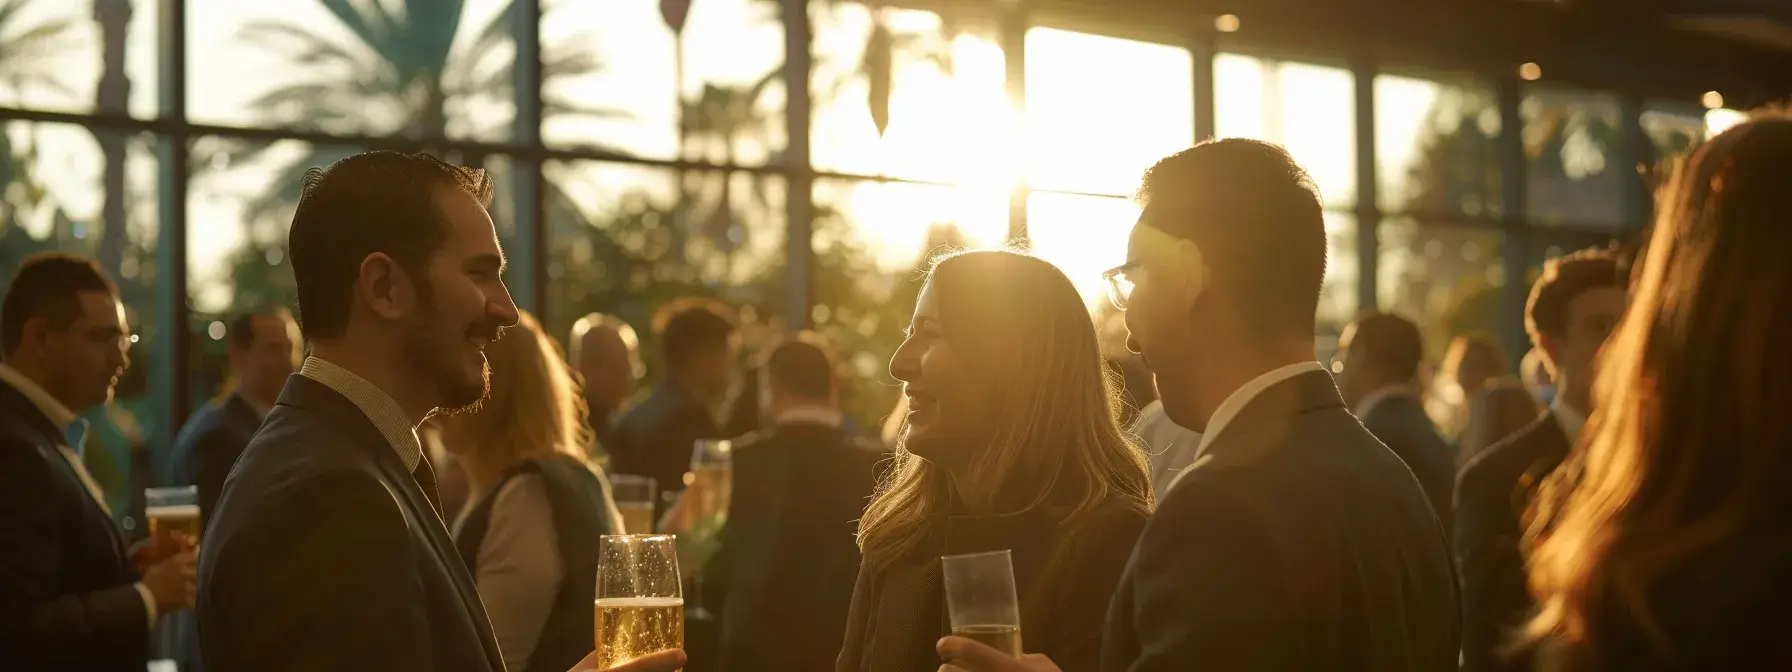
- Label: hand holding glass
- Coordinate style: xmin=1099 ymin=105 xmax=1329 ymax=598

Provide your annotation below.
xmin=144 ymin=486 xmax=200 ymax=549
xmin=942 ymin=550 xmax=1023 ymax=657
xmin=594 ymin=534 xmax=684 ymax=671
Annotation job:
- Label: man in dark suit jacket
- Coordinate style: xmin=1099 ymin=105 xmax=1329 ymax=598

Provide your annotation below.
xmin=1455 ymin=248 xmax=1625 ymax=672
xmin=173 ymin=308 xmax=299 ymax=526
xmin=1335 ymin=311 xmax=1455 ymax=529
xmin=197 ymin=152 xmax=527 ymax=672
xmin=941 ymin=140 xmax=1458 ymax=672
xmin=0 ymin=253 xmax=194 ymax=671
xmin=703 ymin=334 xmax=883 ymax=672
xmin=609 ymin=298 xmax=739 ymax=501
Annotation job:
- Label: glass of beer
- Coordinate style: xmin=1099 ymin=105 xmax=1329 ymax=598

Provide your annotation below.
xmin=144 ymin=486 xmax=201 ymax=547
xmin=683 ymin=439 xmax=733 ymax=524
xmin=610 ymin=475 xmax=657 ymax=535
xmin=595 ymin=534 xmax=684 ymax=670
xmin=942 ymin=549 xmax=1023 ymax=657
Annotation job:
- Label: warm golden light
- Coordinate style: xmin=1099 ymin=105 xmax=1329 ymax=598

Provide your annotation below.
xmin=1701 ymin=91 xmax=1724 ymax=110
xmin=1706 ymin=108 xmax=1747 ymax=136
xmin=1518 ymin=62 xmax=1542 ymax=81
xmin=1214 ymin=14 xmax=1241 ymax=33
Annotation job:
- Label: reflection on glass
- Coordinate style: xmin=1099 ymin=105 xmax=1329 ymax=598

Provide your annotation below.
xmin=1376 ymin=218 xmax=1505 ymax=354
xmin=0 ymin=121 xmax=160 ymax=511
xmin=544 ymin=0 xmax=785 ymax=163
xmin=811 ymin=177 xmax=1006 ymax=438
xmin=1025 ymin=192 xmax=1137 ymax=306
xmin=542 ymin=161 xmax=784 ymax=379
xmin=1026 ymin=28 xmax=1193 ymax=196
xmin=1522 ymin=89 xmax=1624 ymax=228
xmin=1374 ymin=75 xmax=1500 ymax=216
xmin=1215 ymin=54 xmax=1356 ymax=208
xmin=0 ymin=0 xmax=158 ymax=117
xmin=189 ymin=0 xmax=525 ymax=140
xmin=811 ymin=5 xmax=1010 ymax=185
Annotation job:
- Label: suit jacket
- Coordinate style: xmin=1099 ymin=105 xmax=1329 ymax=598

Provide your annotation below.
xmin=609 ymin=383 xmax=726 ymax=495
xmin=839 ymin=494 xmax=1149 ymax=672
xmin=1359 ymin=393 xmax=1456 ymax=533
xmin=705 ymin=421 xmax=886 ymax=672
xmin=0 ymin=377 xmax=148 ymax=672
xmin=1102 ymin=371 xmax=1460 ymax=672
xmin=1454 ymin=410 xmax=1571 ymax=672
xmin=172 ymin=393 xmax=263 ymax=529
xmin=197 ymin=374 xmax=504 ymax=672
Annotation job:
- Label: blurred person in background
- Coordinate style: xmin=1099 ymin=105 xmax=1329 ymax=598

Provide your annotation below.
xmin=1131 ymin=377 xmax=1202 ymax=498
xmin=1525 ymin=114 xmax=1792 ymax=671
xmin=1520 ymin=348 xmax=1555 ymax=407
xmin=839 ymin=250 xmax=1153 ymax=672
xmin=704 ymin=332 xmax=883 ymax=672
xmin=0 ymin=253 xmax=195 ymax=671
xmin=1432 ymin=333 xmax=1511 ymax=440
xmin=1455 ymin=382 xmax=1540 ymax=470
xmin=173 ymin=307 xmax=300 ymax=528
xmin=570 ymin=313 xmax=643 ymax=453
xmin=1455 ymin=247 xmax=1625 ymax=672
xmin=438 ymin=310 xmax=626 ymax=672
xmin=610 ymin=298 xmax=739 ymax=502
xmin=1335 ymin=311 xmax=1455 ymax=529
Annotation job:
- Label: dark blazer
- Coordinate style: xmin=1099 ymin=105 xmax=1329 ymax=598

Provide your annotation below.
xmin=1359 ymin=392 xmax=1456 ymax=533
xmin=609 ymin=383 xmax=726 ymax=495
xmin=197 ymin=374 xmax=503 ymax=672
xmin=706 ymin=420 xmax=886 ymax=672
xmin=1102 ymin=370 xmax=1460 ymax=672
xmin=454 ymin=454 xmax=623 ymax=672
xmin=1454 ymin=410 xmax=1571 ymax=672
xmin=0 ymin=377 xmax=149 ymax=672
xmin=172 ymin=393 xmax=263 ymax=528
xmin=838 ymin=494 xmax=1149 ymax=672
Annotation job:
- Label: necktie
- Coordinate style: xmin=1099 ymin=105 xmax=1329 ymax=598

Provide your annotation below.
xmin=413 ymin=458 xmax=443 ymax=519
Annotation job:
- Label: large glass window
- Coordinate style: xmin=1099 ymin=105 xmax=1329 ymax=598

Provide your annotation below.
xmin=1375 ymin=74 xmax=1500 ymax=217
xmin=1215 ymin=54 xmax=1356 ymax=208
xmin=0 ymin=0 xmax=159 ymax=118
xmin=1025 ymin=28 xmax=1193 ymax=196
xmin=1522 ymin=88 xmax=1625 ymax=228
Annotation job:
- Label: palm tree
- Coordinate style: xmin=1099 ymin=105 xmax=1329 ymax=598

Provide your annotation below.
xmin=0 ymin=0 xmax=81 ymax=104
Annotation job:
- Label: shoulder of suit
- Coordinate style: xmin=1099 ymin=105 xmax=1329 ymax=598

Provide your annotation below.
xmin=1457 ymin=410 xmax=1557 ymax=489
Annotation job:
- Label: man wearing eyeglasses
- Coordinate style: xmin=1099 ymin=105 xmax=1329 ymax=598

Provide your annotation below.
xmin=939 ymin=139 xmax=1459 ymax=672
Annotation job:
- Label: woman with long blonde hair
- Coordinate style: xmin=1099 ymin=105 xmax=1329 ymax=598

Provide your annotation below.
xmin=836 ymin=249 xmax=1153 ymax=672
xmin=437 ymin=310 xmax=625 ymax=672
xmin=1524 ymin=114 xmax=1792 ymax=670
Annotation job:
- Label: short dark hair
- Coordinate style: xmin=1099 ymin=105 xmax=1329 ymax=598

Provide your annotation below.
xmin=762 ymin=332 xmax=835 ymax=400
xmin=2 ymin=253 xmax=117 ymax=357
xmin=1349 ymin=311 xmax=1425 ymax=381
xmin=1525 ymin=248 xmax=1622 ymax=345
xmin=288 ymin=150 xmax=494 ymax=341
xmin=229 ymin=307 xmax=294 ymax=350
xmin=1137 ymin=138 xmax=1326 ymax=337
xmin=652 ymin=298 xmax=738 ymax=369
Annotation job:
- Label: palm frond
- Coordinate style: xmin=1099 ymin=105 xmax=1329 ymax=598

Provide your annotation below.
xmin=462 ymin=0 xmax=516 ymax=65
xmin=239 ymin=21 xmax=365 ymax=70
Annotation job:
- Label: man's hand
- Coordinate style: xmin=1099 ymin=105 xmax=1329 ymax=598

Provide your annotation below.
xmin=131 ymin=530 xmax=197 ymax=572
xmin=140 ymin=549 xmax=197 ymax=613
xmin=568 ymin=648 xmax=687 ymax=672
xmin=936 ymin=637 xmax=1063 ymax=672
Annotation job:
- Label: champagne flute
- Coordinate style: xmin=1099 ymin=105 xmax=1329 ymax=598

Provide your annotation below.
xmin=594 ymin=534 xmax=684 ymax=670
xmin=942 ymin=550 xmax=1023 ymax=657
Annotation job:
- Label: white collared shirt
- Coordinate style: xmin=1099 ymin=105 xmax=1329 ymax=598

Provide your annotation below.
xmin=0 ymin=363 xmax=160 ymax=630
xmin=1550 ymin=398 xmax=1587 ymax=444
xmin=773 ymin=406 xmax=844 ymax=429
xmin=1191 ymin=361 xmax=1330 ymax=464
xmin=1352 ymin=384 xmax=1414 ymax=420
xmin=298 ymin=357 xmax=424 ymax=472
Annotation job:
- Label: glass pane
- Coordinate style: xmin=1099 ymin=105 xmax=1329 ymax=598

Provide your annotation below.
xmin=1215 ymin=54 xmax=1355 ymax=208
xmin=543 ymin=162 xmax=786 ymax=384
xmin=1024 ymin=191 xmax=1135 ymax=306
xmin=1375 ymin=74 xmax=1500 ymax=217
xmin=812 ymin=177 xmax=1007 ymax=431
xmin=810 ymin=4 xmax=1011 ymax=185
xmin=1317 ymin=212 xmax=1358 ymax=338
xmin=0 ymin=0 xmax=158 ymax=118
xmin=1376 ymin=218 xmax=1506 ymax=357
xmin=0 ymin=121 xmax=162 ymax=515
xmin=189 ymin=0 xmax=517 ymax=141
xmin=543 ymin=0 xmax=786 ymax=164
xmin=1523 ymin=88 xmax=1624 ymax=228
xmin=1025 ymin=28 xmax=1193 ymax=196
xmin=1640 ymin=102 xmax=1705 ymax=168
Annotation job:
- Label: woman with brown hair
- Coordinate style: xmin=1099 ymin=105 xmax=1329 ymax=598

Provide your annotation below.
xmin=437 ymin=310 xmax=626 ymax=672
xmin=837 ymin=249 xmax=1153 ymax=672
xmin=1524 ymin=114 xmax=1792 ymax=670
xmin=1456 ymin=381 xmax=1542 ymax=469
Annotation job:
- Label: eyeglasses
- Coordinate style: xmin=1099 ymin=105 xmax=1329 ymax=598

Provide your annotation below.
xmin=1102 ymin=261 xmax=1140 ymax=312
